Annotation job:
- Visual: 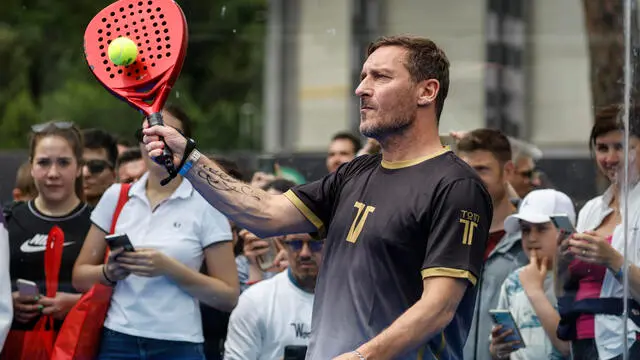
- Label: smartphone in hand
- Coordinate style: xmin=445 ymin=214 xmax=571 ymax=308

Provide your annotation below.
xmin=17 ymin=279 xmax=39 ymax=298
xmin=105 ymin=233 xmax=135 ymax=252
xmin=489 ymin=309 xmax=525 ymax=349
xmin=550 ymin=214 xmax=576 ymax=238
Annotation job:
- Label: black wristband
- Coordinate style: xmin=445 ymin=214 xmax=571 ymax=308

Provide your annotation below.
xmin=176 ymin=137 xmax=197 ymax=174
xmin=102 ymin=264 xmax=117 ymax=286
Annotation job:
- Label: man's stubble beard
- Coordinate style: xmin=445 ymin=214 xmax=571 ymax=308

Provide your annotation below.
xmin=360 ymin=106 xmax=417 ymax=139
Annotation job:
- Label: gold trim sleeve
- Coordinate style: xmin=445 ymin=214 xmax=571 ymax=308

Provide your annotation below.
xmin=283 ymin=190 xmax=325 ymax=232
xmin=421 ymin=267 xmax=477 ymax=286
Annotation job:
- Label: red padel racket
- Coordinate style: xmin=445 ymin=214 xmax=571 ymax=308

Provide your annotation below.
xmin=84 ymin=0 xmax=187 ymax=184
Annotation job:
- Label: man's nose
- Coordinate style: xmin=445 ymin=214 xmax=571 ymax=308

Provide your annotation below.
xmin=299 ymin=242 xmax=313 ymax=257
xmin=82 ymin=165 xmax=92 ymax=178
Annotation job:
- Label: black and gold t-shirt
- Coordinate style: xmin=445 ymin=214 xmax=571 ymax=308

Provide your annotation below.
xmin=284 ymin=150 xmax=493 ymax=360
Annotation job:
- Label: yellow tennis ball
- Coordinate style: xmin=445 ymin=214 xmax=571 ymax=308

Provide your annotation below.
xmin=108 ymin=37 xmax=138 ymax=66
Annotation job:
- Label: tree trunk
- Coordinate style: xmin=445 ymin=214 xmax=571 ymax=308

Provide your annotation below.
xmin=583 ymin=0 xmax=640 ymax=113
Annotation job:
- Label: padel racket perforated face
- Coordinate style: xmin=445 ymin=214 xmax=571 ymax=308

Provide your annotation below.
xmin=84 ymin=0 xmax=187 ymax=116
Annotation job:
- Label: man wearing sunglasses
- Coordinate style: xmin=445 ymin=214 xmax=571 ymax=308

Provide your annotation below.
xmin=82 ymin=128 xmax=118 ymax=207
xmin=225 ymin=234 xmax=322 ymax=360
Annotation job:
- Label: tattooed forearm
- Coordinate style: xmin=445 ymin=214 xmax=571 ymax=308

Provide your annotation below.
xmin=197 ymin=165 xmax=262 ymax=201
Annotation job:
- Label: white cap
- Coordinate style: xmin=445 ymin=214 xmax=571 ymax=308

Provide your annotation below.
xmin=504 ymin=189 xmax=576 ymax=233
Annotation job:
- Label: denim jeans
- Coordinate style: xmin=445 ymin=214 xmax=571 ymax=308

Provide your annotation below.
xmin=97 ymin=328 xmax=205 ymax=360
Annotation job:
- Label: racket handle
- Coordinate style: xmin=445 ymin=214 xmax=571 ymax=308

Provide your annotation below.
xmin=148 ymin=112 xmax=177 ymax=185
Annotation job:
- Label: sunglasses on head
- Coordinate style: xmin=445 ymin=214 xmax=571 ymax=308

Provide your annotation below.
xmin=283 ymin=239 xmax=324 ymax=253
xmin=31 ymin=121 xmax=75 ymax=133
xmin=84 ymin=159 xmax=113 ymax=174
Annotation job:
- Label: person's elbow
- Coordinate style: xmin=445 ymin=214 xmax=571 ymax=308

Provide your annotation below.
xmin=220 ymin=285 xmax=240 ymax=312
xmin=205 ymin=282 xmax=239 ymax=312
xmin=248 ymin=194 xmax=300 ymax=238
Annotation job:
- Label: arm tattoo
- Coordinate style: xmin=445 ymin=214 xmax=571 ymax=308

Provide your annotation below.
xmin=197 ymin=164 xmax=262 ymax=201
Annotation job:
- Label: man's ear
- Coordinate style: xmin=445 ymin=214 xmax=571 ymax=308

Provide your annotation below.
xmin=503 ymin=160 xmax=515 ymax=178
xmin=417 ymin=79 xmax=439 ymax=107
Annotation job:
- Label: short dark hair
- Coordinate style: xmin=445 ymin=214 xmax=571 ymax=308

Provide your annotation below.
xmin=331 ymin=131 xmax=362 ymax=154
xmin=116 ymin=148 xmax=142 ymax=170
xmin=164 ymin=103 xmax=193 ymax=138
xmin=367 ymin=35 xmax=450 ymax=122
xmin=211 ymin=155 xmax=245 ymax=181
xmin=82 ymin=128 xmax=118 ymax=166
xmin=115 ymin=134 xmax=136 ymax=148
xmin=262 ymin=178 xmax=296 ymax=193
xmin=457 ymin=128 xmax=512 ymax=164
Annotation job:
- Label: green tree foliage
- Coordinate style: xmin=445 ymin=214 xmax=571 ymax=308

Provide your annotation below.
xmin=0 ymin=0 xmax=266 ymax=150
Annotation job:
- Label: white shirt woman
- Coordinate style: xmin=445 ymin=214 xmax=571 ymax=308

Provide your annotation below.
xmin=73 ymin=110 xmax=239 ymax=360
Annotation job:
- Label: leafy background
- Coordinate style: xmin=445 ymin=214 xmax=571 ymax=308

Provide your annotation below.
xmin=0 ymin=0 xmax=266 ymax=150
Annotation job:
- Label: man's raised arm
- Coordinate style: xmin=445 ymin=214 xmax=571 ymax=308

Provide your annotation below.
xmin=143 ymin=124 xmax=314 ymax=238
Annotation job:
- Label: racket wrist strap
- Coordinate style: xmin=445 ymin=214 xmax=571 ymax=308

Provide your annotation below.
xmin=177 ymin=137 xmax=198 ymax=176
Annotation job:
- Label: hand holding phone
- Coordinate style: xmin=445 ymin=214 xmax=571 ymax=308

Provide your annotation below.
xmin=550 ymin=214 xmax=576 ymax=238
xmin=105 ymin=233 xmax=135 ymax=252
xmin=14 ymin=279 xmax=40 ymax=323
xmin=17 ymin=279 xmax=39 ymax=298
xmin=489 ymin=310 xmax=525 ymax=350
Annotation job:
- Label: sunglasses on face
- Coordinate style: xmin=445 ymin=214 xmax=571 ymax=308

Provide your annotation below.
xmin=518 ymin=169 xmax=538 ymax=180
xmin=84 ymin=159 xmax=113 ymax=174
xmin=283 ymin=239 xmax=324 ymax=253
xmin=31 ymin=121 xmax=75 ymax=133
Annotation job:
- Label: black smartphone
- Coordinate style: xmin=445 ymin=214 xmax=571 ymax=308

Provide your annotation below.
xmin=283 ymin=345 xmax=307 ymax=360
xmin=105 ymin=233 xmax=135 ymax=252
xmin=550 ymin=214 xmax=576 ymax=238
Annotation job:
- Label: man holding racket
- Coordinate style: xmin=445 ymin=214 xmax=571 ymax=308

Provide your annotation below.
xmin=144 ymin=35 xmax=492 ymax=360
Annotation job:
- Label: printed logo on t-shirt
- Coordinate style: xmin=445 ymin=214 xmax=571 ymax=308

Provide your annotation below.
xmin=20 ymin=234 xmax=75 ymax=253
xmin=290 ymin=322 xmax=311 ymax=339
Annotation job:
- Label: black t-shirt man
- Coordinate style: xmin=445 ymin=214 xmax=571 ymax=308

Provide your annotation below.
xmin=284 ymin=149 xmax=492 ymax=359
xmin=6 ymin=200 xmax=91 ymax=331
